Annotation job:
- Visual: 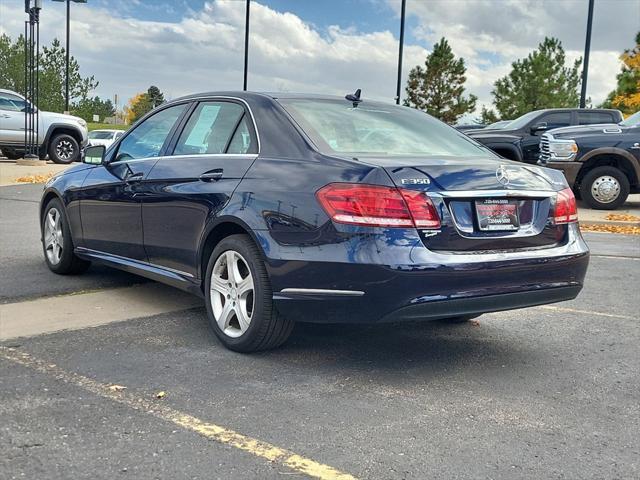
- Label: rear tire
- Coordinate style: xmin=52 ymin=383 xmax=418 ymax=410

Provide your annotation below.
xmin=1 ymin=147 xmax=22 ymax=160
xmin=42 ymin=198 xmax=91 ymax=274
xmin=48 ymin=133 xmax=80 ymax=164
xmin=580 ymin=166 xmax=630 ymax=210
xmin=204 ymin=234 xmax=294 ymax=352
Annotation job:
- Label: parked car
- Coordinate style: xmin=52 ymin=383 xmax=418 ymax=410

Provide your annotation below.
xmin=0 ymin=88 xmax=88 ymax=163
xmin=467 ymin=108 xmax=623 ymax=164
xmin=87 ymin=129 xmax=125 ymax=149
xmin=538 ymin=111 xmax=640 ymax=209
xmin=40 ymin=91 xmax=589 ymax=352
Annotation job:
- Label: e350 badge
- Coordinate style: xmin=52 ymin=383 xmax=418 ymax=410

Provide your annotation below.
xmin=401 ymin=178 xmax=431 ymax=185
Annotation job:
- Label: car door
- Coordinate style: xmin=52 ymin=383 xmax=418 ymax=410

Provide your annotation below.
xmin=140 ymin=100 xmax=258 ymax=277
xmin=79 ymin=103 xmax=188 ymax=260
xmin=521 ymin=111 xmax=572 ymax=163
xmin=0 ymin=91 xmax=29 ymax=144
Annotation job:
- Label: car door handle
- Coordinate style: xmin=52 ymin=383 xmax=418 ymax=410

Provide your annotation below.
xmin=125 ymin=172 xmax=144 ymax=183
xmin=0 ymin=113 xmax=10 ymax=118
xmin=199 ymin=169 xmax=223 ymax=182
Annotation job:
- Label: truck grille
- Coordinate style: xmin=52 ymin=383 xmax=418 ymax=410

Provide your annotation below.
xmin=539 ymin=134 xmax=551 ymax=163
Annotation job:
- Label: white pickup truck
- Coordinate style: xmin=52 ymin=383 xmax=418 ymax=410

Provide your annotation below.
xmin=0 ymin=88 xmax=88 ymax=163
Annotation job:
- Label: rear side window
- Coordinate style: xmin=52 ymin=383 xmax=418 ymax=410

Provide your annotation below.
xmin=173 ymin=101 xmax=256 ymax=155
xmin=577 ymin=111 xmax=615 ymax=125
xmin=538 ymin=112 xmax=571 ymax=129
xmin=115 ymin=104 xmax=186 ymax=161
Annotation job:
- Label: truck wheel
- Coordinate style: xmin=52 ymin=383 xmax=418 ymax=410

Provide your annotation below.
xmin=48 ymin=134 xmax=80 ymax=164
xmin=1 ymin=147 xmax=22 ymax=160
xmin=580 ymin=166 xmax=630 ymax=210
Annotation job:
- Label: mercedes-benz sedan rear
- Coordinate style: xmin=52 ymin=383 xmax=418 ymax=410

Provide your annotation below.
xmin=40 ymin=92 xmax=589 ymax=352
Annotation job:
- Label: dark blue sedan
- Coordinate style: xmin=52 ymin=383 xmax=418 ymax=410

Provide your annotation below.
xmin=40 ymin=92 xmax=589 ymax=352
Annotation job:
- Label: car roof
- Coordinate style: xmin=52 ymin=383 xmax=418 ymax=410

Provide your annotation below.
xmin=172 ymin=90 xmax=389 ymax=104
xmin=530 ymin=107 xmax=621 ymax=114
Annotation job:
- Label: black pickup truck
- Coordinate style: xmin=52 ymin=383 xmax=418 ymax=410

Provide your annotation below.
xmin=466 ymin=108 xmax=623 ymax=165
xmin=538 ymin=111 xmax=640 ymax=209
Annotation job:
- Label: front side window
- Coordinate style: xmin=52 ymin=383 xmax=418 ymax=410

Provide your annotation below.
xmin=115 ymin=104 xmax=186 ymax=161
xmin=538 ymin=112 xmax=571 ymax=129
xmin=278 ymin=99 xmax=491 ymax=157
xmin=0 ymin=92 xmax=27 ymax=112
xmin=173 ymin=101 xmax=255 ymax=155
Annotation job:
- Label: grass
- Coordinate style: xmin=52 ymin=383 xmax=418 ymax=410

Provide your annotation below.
xmin=87 ymin=122 xmax=129 ymax=131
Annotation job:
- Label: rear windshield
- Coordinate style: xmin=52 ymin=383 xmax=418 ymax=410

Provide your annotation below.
xmin=89 ymin=131 xmax=115 ymax=139
xmin=278 ymin=98 xmax=492 ymax=157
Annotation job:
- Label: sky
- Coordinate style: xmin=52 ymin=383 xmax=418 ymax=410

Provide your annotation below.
xmin=1 ymin=0 xmax=638 ymax=120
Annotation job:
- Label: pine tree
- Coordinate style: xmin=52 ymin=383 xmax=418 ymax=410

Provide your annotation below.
xmin=491 ymin=37 xmax=581 ymax=119
xmin=404 ymin=38 xmax=477 ymax=123
xmin=147 ymin=85 xmax=165 ymax=109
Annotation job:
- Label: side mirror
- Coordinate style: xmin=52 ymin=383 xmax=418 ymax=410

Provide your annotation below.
xmin=83 ymin=145 xmax=106 ymax=165
xmin=531 ymin=122 xmax=548 ymax=134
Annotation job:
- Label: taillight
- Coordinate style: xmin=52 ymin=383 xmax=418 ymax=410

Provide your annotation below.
xmin=553 ymin=188 xmax=578 ymax=224
xmin=316 ymin=183 xmax=440 ymax=229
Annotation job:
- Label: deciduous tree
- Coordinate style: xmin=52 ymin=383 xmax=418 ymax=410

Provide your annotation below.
xmin=0 ymin=34 xmax=98 ymax=112
xmin=601 ymin=32 xmax=640 ymax=115
xmin=404 ymin=38 xmax=477 ymax=123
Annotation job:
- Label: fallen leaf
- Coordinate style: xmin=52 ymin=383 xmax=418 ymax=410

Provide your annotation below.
xmin=108 ymin=385 xmax=127 ymax=392
xmin=14 ymin=172 xmax=55 ymax=184
xmin=580 ymin=224 xmax=640 ymax=235
xmin=470 ymin=319 xmax=481 ymax=326
xmin=156 ymin=391 xmax=166 ymax=399
xmin=604 ymin=213 xmax=640 ymax=222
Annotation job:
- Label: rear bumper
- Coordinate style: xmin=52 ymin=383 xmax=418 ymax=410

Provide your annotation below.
xmin=266 ymin=224 xmax=589 ymax=324
xmin=379 ymin=285 xmax=581 ymax=322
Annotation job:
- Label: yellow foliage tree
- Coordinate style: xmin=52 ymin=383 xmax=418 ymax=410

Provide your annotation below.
xmin=124 ymin=92 xmax=151 ymax=125
xmin=602 ymin=32 xmax=639 ymax=115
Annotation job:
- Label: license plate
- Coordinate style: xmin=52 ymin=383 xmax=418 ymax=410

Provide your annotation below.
xmin=475 ymin=199 xmax=519 ymax=231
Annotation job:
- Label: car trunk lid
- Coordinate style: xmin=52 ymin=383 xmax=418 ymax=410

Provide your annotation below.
xmin=358 ymin=155 xmax=567 ymax=252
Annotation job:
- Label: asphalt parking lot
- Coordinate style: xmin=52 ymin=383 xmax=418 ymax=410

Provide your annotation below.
xmin=1 ymin=184 xmax=639 ymax=479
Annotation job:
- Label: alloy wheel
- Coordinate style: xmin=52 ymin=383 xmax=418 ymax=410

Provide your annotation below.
xmin=210 ymin=250 xmax=255 ymax=338
xmin=55 ymin=139 xmax=75 ymax=160
xmin=44 ymin=208 xmax=64 ymax=265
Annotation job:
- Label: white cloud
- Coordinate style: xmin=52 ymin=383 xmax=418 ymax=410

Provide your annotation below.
xmin=389 ymin=0 xmax=637 ymax=111
xmin=0 ymin=0 xmax=636 ymax=116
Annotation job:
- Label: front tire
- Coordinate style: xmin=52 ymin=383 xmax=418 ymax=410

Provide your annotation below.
xmin=580 ymin=166 xmax=630 ymax=210
xmin=48 ymin=134 xmax=80 ymax=164
xmin=204 ymin=234 xmax=294 ymax=352
xmin=42 ymin=198 xmax=91 ymax=274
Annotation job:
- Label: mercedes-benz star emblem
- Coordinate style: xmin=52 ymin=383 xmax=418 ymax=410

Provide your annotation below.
xmin=496 ymin=165 xmax=510 ymax=186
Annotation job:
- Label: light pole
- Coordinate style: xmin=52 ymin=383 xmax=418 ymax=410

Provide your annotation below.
xmin=395 ymin=0 xmax=407 ymax=105
xmin=580 ymin=0 xmax=595 ymax=108
xmin=243 ymin=0 xmax=250 ymax=91
xmin=52 ymin=0 xmax=87 ymax=113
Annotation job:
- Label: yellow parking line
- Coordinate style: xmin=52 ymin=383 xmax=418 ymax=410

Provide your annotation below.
xmin=536 ymin=305 xmax=635 ymax=320
xmin=0 ymin=347 xmax=357 ymax=480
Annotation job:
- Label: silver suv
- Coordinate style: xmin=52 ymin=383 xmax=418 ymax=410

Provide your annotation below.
xmin=0 ymin=88 xmax=88 ymax=163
